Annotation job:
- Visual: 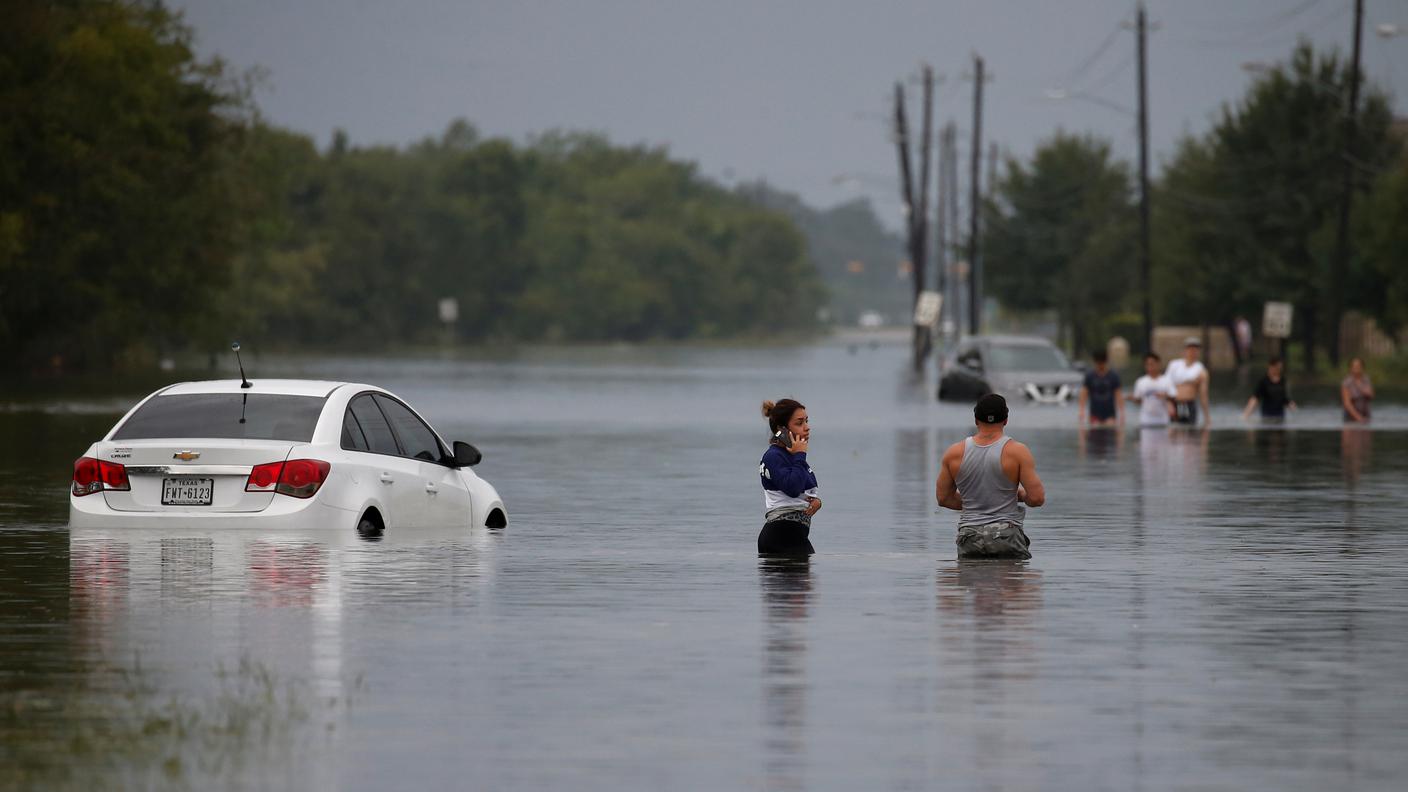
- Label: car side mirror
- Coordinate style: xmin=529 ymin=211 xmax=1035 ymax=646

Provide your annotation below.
xmin=453 ymin=441 xmax=482 ymax=467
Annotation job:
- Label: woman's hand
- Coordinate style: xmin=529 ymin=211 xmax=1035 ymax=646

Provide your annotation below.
xmin=790 ymin=432 xmax=809 ymax=454
xmin=804 ymin=497 xmax=822 ymax=516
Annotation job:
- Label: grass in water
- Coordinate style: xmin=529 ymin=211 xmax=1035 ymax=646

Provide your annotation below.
xmin=0 ymin=655 xmax=361 ymax=791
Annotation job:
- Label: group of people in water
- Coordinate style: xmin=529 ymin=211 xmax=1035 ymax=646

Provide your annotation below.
xmin=1080 ymin=337 xmax=1376 ymax=427
xmin=757 ymin=339 xmax=1379 ymax=561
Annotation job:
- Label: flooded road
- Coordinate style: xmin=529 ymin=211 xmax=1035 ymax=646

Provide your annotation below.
xmin=4 ymin=340 xmax=1408 ymax=790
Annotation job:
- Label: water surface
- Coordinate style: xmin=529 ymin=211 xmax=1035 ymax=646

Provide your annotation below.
xmin=3 ymin=341 xmax=1407 ymax=790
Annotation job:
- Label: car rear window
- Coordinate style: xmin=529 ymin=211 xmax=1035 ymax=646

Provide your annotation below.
xmin=111 ymin=394 xmax=327 ymax=441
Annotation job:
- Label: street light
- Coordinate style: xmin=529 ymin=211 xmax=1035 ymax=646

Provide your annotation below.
xmin=1376 ymin=22 xmax=1405 ymax=38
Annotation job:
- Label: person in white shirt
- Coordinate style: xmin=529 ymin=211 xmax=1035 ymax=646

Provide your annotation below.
xmin=1127 ymin=352 xmax=1175 ymax=426
xmin=1164 ymin=337 xmax=1211 ymax=426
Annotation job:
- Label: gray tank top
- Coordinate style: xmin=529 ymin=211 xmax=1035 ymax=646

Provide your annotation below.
xmin=955 ymin=435 xmax=1026 ymax=528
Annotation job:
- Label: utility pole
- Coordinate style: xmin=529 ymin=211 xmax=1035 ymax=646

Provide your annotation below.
xmin=892 ymin=82 xmax=919 ymax=370
xmin=1329 ymin=0 xmax=1365 ymax=368
xmin=946 ymin=124 xmax=961 ymax=339
xmin=1136 ymin=1 xmax=1154 ymax=355
xmin=967 ymin=55 xmax=985 ymax=336
xmin=913 ymin=66 xmax=935 ymax=370
xmin=935 ymin=124 xmax=949 ymax=324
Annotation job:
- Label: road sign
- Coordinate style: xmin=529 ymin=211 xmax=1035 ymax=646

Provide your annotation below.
xmin=438 ymin=297 xmax=459 ymax=324
xmin=1263 ymin=301 xmax=1293 ymax=339
xmin=914 ymin=291 xmax=943 ymax=327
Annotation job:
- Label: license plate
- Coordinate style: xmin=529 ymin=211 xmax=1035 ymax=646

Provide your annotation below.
xmin=162 ymin=477 xmax=214 ymax=506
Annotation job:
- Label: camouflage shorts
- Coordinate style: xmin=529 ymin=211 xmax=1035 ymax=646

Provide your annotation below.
xmin=956 ymin=522 xmax=1031 ymax=560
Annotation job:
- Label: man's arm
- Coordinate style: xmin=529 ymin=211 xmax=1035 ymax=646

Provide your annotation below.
xmin=1012 ymin=442 xmax=1045 ymax=507
xmin=935 ymin=443 xmax=964 ymax=511
xmin=1241 ymin=396 xmax=1258 ymax=420
xmin=1078 ymin=385 xmax=1089 ymax=424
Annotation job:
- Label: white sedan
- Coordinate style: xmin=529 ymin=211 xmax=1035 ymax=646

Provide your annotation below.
xmin=69 ymin=379 xmax=507 ymax=534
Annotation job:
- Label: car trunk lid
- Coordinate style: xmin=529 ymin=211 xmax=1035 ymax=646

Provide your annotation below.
xmin=96 ymin=439 xmax=295 ymax=513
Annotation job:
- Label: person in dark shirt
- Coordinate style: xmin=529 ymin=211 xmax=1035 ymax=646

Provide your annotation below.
xmin=1242 ymin=357 xmax=1296 ymax=421
xmin=1079 ymin=349 xmax=1124 ymax=426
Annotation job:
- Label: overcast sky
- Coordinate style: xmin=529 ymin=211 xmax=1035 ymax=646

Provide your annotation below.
xmin=173 ymin=0 xmax=1407 ymax=226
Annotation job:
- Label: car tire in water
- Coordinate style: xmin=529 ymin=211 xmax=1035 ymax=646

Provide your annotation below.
xmin=356 ymin=514 xmax=384 ymax=539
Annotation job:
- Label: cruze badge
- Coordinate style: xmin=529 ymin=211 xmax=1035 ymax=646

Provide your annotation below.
xmin=173 ymin=451 xmax=201 ymax=461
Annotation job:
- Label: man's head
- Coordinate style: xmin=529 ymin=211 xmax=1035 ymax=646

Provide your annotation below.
xmin=974 ymin=393 xmax=1008 ymax=428
xmin=1267 ymin=356 xmax=1283 ymax=378
xmin=1144 ymin=351 xmax=1161 ymax=376
xmin=1183 ymin=336 xmax=1202 ymax=362
xmin=1092 ymin=349 xmax=1109 ymax=371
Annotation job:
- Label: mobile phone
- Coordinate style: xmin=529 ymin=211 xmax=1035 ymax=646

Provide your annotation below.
xmin=772 ymin=429 xmax=793 ymax=449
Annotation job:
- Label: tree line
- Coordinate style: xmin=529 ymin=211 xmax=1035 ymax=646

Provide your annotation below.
xmin=1 ymin=1 xmax=825 ymax=372
xmin=982 ymin=43 xmax=1404 ymax=367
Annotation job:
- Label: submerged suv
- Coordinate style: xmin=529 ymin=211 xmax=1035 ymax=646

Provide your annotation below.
xmin=938 ymin=335 xmax=1083 ymax=404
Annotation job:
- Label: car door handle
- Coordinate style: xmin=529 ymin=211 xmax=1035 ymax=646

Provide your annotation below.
xmin=425 ymin=482 xmax=438 ymax=494
xmin=379 ymin=473 xmax=395 ymax=484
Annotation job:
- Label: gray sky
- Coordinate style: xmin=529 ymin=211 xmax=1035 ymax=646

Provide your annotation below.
xmin=174 ymin=0 xmax=1407 ymax=227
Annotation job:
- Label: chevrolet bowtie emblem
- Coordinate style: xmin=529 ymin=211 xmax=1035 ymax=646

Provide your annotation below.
xmin=173 ymin=451 xmax=201 ymax=461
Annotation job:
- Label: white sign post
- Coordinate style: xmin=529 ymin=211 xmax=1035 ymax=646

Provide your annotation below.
xmin=438 ymin=297 xmax=460 ymax=325
xmin=1263 ymin=301 xmax=1293 ymax=339
xmin=914 ymin=291 xmax=943 ymax=328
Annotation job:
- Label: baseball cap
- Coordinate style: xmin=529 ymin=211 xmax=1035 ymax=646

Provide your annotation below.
xmin=974 ymin=393 xmax=1008 ymax=424
xmin=1184 ymin=336 xmax=1202 ymax=347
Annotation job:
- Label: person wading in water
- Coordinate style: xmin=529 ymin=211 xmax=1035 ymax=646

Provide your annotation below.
xmin=758 ymin=399 xmax=820 ymax=555
xmin=935 ymin=394 xmax=1045 ymax=559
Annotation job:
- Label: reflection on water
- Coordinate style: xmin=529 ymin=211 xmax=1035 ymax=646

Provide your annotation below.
xmin=1077 ymin=424 xmax=1125 ymax=460
xmin=1341 ymin=427 xmax=1372 ymax=487
xmin=759 ymin=556 xmax=813 ymax=792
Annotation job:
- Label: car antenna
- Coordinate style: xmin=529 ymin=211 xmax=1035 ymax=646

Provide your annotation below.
xmin=232 ymin=341 xmax=252 ymax=389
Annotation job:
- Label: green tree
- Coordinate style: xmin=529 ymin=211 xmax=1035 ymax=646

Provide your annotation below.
xmin=1154 ymin=43 xmax=1395 ymax=366
xmin=1349 ymin=149 xmax=1408 ymax=338
xmin=0 ymin=0 xmax=243 ymax=370
xmin=984 ymin=131 xmax=1137 ymax=354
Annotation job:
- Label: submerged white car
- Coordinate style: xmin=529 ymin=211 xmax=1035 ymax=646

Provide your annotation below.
xmin=69 ymin=379 xmax=507 ymax=534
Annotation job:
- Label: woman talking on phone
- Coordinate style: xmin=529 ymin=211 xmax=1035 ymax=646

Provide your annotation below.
xmin=758 ymin=399 xmax=821 ymax=555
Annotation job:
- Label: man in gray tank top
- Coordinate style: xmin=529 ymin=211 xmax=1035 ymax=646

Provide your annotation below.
xmin=935 ymin=394 xmax=1046 ymax=559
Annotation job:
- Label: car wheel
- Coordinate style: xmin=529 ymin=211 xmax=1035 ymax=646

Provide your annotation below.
xmin=356 ymin=512 xmax=384 ymax=540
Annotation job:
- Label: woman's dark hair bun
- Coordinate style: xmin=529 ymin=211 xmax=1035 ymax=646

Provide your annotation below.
xmin=762 ymin=398 xmax=804 ymax=432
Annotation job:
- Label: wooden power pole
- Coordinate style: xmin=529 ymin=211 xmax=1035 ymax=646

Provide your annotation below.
xmin=967 ymin=55 xmax=985 ymax=336
xmin=1136 ymin=1 xmax=1154 ymax=355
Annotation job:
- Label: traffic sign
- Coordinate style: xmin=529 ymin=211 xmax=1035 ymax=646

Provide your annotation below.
xmin=914 ymin=291 xmax=943 ymax=327
xmin=1263 ymin=301 xmax=1293 ymax=339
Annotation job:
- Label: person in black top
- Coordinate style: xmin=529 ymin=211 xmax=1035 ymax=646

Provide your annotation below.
xmin=1079 ymin=349 xmax=1124 ymax=426
xmin=1242 ymin=357 xmax=1296 ymax=421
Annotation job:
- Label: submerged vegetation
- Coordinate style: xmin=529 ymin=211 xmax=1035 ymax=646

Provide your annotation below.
xmin=0 ymin=656 xmax=357 ymax=791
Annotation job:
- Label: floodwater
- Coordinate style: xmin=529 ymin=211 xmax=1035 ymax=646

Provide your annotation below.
xmin=3 ymin=340 xmax=1408 ymax=791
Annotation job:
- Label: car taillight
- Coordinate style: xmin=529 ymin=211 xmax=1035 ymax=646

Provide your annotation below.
xmin=72 ymin=457 xmax=129 ymax=497
xmin=246 ymin=461 xmax=283 ymax=493
xmin=278 ymin=459 xmax=330 ymax=498
xmin=246 ymin=459 xmax=330 ymax=499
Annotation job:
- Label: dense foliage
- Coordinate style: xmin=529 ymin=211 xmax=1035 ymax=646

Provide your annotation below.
xmin=982 ymin=132 xmax=1137 ymax=354
xmin=982 ymin=43 xmax=1402 ymax=363
xmin=1 ymin=1 xmax=823 ymax=372
xmin=1154 ymin=44 xmax=1397 ymax=363
xmin=0 ymin=0 xmax=242 ymax=369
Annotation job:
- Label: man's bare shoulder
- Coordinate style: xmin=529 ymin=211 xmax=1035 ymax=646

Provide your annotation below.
xmin=1002 ymin=438 xmax=1036 ymax=461
xmin=942 ymin=439 xmax=967 ymax=462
